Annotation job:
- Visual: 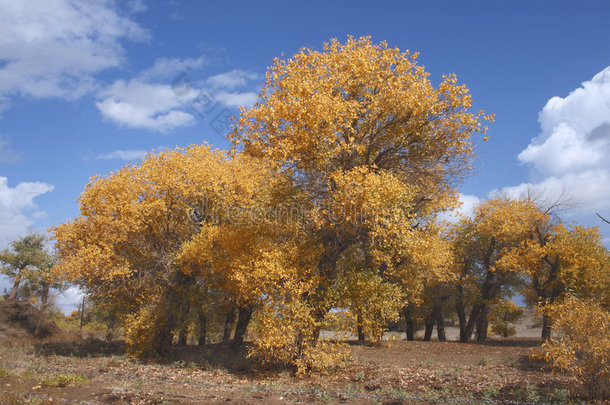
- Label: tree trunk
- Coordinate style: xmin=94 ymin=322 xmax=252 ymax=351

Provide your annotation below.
xmin=178 ymin=329 xmax=188 ymax=345
xmin=40 ymin=284 xmax=50 ymax=309
xmin=435 ymin=303 xmax=446 ymax=342
xmin=476 ymin=305 xmax=488 ymax=342
xmin=79 ymin=296 xmax=85 ymax=329
xmin=105 ymin=318 xmax=115 ymax=343
xmin=152 ymin=323 xmax=174 ymax=356
xmin=233 ymin=306 xmax=253 ymax=344
xmin=456 ymin=286 xmax=467 ymax=341
xmin=403 ymin=305 xmax=415 ymax=341
xmin=541 ymin=314 xmax=552 ymax=341
xmin=198 ymin=312 xmax=207 ymax=346
xmin=311 ymin=306 xmax=329 ymax=343
xmin=8 ymin=268 xmax=23 ymax=300
xmin=423 ymin=313 xmax=434 ymax=341
xmin=357 ymin=312 xmax=365 ymax=342
xmin=461 ymin=304 xmax=483 ymax=343
xmin=222 ymin=306 xmax=235 ymax=344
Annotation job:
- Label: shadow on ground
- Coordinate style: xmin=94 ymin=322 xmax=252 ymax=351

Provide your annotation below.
xmin=34 ymin=339 xmax=278 ymax=375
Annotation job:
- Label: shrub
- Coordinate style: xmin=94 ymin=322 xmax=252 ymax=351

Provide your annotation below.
xmin=534 ymin=296 xmax=609 ymax=399
xmin=488 ymin=298 xmax=523 ymax=337
xmin=40 ymin=373 xmax=89 ymax=387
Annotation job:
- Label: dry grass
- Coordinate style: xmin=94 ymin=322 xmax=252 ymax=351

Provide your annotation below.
xmin=0 ymin=305 xmax=603 ymax=404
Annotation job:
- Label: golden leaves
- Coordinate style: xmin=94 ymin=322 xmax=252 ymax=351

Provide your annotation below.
xmin=535 ymin=296 xmax=610 ymax=398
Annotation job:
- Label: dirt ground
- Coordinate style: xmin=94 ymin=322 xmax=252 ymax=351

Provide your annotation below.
xmin=0 ymin=336 xmax=594 ymax=405
xmin=0 ymin=305 xmax=598 ymax=404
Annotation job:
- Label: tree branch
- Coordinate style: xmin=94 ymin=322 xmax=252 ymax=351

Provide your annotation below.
xmin=596 ymin=212 xmax=610 ymax=225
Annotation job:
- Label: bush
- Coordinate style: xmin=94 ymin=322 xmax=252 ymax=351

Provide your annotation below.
xmin=534 ymin=296 xmax=609 ymax=399
xmin=488 ymin=299 xmax=523 ymax=337
xmin=40 ymin=373 xmax=89 ymax=387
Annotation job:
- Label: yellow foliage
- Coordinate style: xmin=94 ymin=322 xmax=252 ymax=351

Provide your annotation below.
xmin=535 ymin=296 xmax=610 ymax=399
xmin=488 ymin=299 xmax=523 ymax=337
xmin=53 ymin=36 xmax=497 ymax=370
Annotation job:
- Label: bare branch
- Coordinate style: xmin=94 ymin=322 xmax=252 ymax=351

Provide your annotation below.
xmin=596 ymin=212 xmax=610 ymax=225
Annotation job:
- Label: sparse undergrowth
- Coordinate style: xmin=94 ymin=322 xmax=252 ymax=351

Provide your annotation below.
xmin=1 ymin=337 xmax=605 ymax=404
xmin=39 ymin=372 xmax=89 ymax=388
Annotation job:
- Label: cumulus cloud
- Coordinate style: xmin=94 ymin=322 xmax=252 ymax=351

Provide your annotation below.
xmin=97 ymin=66 xmax=260 ymax=132
xmin=0 ymin=176 xmax=54 ymax=248
xmin=518 ymin=67 xmax=610 ymax=176
xmin=95 ymin=149 xmax=148 ymax=161
xmin=96 ymin=79 xmax=197 ymax=133
xmin=498 ymin=66 xmax=610 ymax=217
xmin=0 ymin=0 xmax=148 ymax=103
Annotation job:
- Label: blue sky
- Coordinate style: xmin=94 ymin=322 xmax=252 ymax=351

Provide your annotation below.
xmin=1 ymin=1 xmax=610 ymax=307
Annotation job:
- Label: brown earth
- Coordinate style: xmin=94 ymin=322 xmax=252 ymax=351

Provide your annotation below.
xmin=0 ymin=306 xmax=599 ymax=404
xmin=0 ymin=337 xmax=595 ymax=404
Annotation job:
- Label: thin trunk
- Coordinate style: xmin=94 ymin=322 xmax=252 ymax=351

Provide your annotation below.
xmin=456 ymin=286 xmax=467 ymax=341
xmin=502 ymin=312 xmax=509 ymax=337
xmin=476 ymin=305 xmax=489 ymax=341
xmin=9 ymin=268 xmax=24 ymax=300
xmin=541 ymin=314 xmax=552 ymax=341
xmin=403 ymin=305 xmax=415 ymax=341
xmin=198 ymin=312 xmax=207 ymax=346
xmin=152 ymin=322 xmax=173 ymax=356
xmin=40 ymin=284 xmax=50 ymax=309
xmin=222 ymin=306 xmax=235 ymax=344
xmin=357 ymin=312 xmax=365 ymax=342
xmin=233 ymin=306 xmax=253 ymax=344
xmin=461 ymin=304 xmax=483 ymax=343
xmin=311 ymin=307 xmax=329 ymax=342
xmin=105 ymin=318 xmax=115 ymax=343
xmin=423 ymin=313 xmax=434 ymax=341
xmin=178 ymin=329 xmax=188 ymax=345
xmin=435 ymin=302 xmax=446 ymax=342
xmin=79 ymin=296 xmax=85 ymax=329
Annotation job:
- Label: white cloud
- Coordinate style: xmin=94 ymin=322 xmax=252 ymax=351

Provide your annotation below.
xmin=215 ymin=91 xmax=258 ymax=108
xmin=437 ymin=193 xmax=481 ymax=223
xmin=0 ymin=136 xmax=21 ymax=163
xmin=0 ymin=0 xmax=148 ymax=103
xmin=54 ymin=285 xmax=85 ymax=315
xmin=96 ymin=79 xmax=197 ymax=133
xmin=97 ymin=65 xmax=260 ymax=132
xmin=140 ymin=56 xmax=205 ymax=81
xmin=492 ymin=170 xmax=610 ymax=215
xmin=96 ymin=149 xmax=148 ymax=161
xmin=500 ymin=66 xmax=610 ymax=216
xmin=206 ymin=69 xmax=259 ymax=90
xmin=0 ymin=176 xmax=54 ymax=248
xmin=518 ymin=67 xmax=610 ymax=176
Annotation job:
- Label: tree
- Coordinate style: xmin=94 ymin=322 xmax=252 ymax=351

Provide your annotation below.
xmin=230 ymin=36 xmax=492 ymax=347
xmin=450 ymin=198 xmax=543 ymax=342
xmin=501 ymin=218 xmax=610 ymax=339
xmin=1 ymin=233 xmax=58 ymax=305
xmin=55 ymin=36 xmax=494 ymax=371
xmin=488 ymin=298 xmax=523 ymax=337
xmin=53 ymin=145 xmax=292 ymax=355
xmin=53 ymin=144 xmax=315 ymax=359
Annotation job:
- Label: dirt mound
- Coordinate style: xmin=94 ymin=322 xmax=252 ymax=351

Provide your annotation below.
xmin=0 ymin=300 xmax=60 ymax=340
